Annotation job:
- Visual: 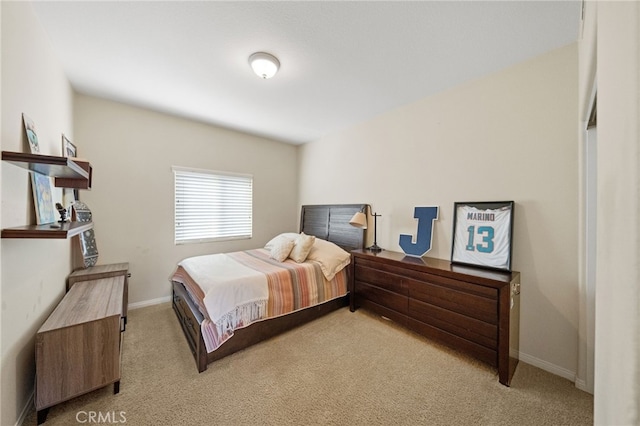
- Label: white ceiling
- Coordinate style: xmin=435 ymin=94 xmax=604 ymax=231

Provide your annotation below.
xmin=31 ymin=1 xmax=581 ymax=145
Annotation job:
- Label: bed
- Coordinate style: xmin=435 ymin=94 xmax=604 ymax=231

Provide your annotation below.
xmin=171 ymin=204 xmax=367 ymax=372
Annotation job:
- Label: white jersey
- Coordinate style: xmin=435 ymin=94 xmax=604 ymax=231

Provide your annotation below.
xmin=452 ymin=205 xmax=512 ymax=270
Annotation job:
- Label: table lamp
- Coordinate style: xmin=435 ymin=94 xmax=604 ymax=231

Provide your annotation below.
xmin=349 ymin=206 xmax=382 ymax=252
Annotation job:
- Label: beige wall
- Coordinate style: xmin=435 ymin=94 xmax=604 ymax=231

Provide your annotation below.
xmin=299 ymin=44 xmax=580 ymax=377
xmin=73 ymin=95 xmax=299 ymax=306
xmin=1 ymin=3 xmax=75 ymax=425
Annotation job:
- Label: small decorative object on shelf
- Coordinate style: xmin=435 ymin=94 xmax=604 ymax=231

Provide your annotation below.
xmin=61 ymin=134 xmax=77 ymax=157
xmin=22 ymin=113 xmax=40 ymax=154
xmin=30 ymin=173 xmax=56 ymax=225
xmin=62 ymin=134 xmax=79 ymax=201
xmin=73 ymin=202 xmax=99 ymax=267
xmin=55 ymin=203 xmax=67 ymax=223
xmin=451 ymin=201 xmax=515 ymax=272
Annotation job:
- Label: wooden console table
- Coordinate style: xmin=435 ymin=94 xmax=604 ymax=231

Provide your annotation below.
xmin=35 ymin=275 xmax=126 ymax=424
xmin=350 ymin=249 xmax=520 ymax=386
xmin=68 ymin=262 xmax=129 ymax=323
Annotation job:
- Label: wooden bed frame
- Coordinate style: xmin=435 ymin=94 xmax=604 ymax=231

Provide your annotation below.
xmin=171 ymin=204 xmax=367 ymax=372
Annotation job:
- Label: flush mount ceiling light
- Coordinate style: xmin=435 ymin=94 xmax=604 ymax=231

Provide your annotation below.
xmin=249 ymin=52 xmax=280 ymax=79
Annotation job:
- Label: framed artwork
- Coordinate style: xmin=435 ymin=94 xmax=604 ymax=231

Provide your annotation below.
xmin=451 ymin=201 xmax=514 ymax=272
xmin=62 ymin=134 xmax=77 ymax=157
xmin=31 ymin=173 xmax=57 ymax=224
xmin=72 ymin=201 xmax=92 ymax=222
xmin=72 ymin=202 xmax=99 ymax=267
xmin=23 ymin=113 xmax=40 ymax=154
xmin=62 ymin=134 xmax=79 ymax=200
xmin=79 ymin=229 xmax=99 ymax=267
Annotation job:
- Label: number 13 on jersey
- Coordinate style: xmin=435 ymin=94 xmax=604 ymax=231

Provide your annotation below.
xmin=465 ymin=225 xmax=495 ymax=253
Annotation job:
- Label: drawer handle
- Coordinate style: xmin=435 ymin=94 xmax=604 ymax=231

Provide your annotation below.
xmin=510 ymin=282 xmax=520 ymax=309
xmin=511 ymin=282 xmax=521 ymax=296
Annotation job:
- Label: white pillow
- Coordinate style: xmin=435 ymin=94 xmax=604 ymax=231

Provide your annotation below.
xmin=306 ymin=238 xmax=351 ymax=281
xmin=270 ymin=238 xmax=295 ymax=262
xmin=289 ymin=233 xmax=316 ymax=263
xmin=264 ymin=233 xmax=299 ymax=250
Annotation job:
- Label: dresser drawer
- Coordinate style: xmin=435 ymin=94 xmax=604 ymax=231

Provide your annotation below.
xmin=406 ymin=317 xmax=498 ymax=367
xmin=405 ymin=268 xmax=498 ymax=295
xmin=408 ymin=298 xmax=497 ymax=348
xmin=408 ymin=279 xmax=498 ymax=324
xmin=173 ymin=290 xmax=200 ymax=354
xmin=359 ymin=298 xmax=408 ymax=326
xmin=354 ymin=260 xmax=408 ymax=296
xmin=355 ymin=281 xmax=408 ymax=315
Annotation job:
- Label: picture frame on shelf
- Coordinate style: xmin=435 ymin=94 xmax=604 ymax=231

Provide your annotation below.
xmin=62 ymin=134 xmax=80 ymax=201
xmin=23 ymin=113 xmax=40 ymax=154
xmin=62 ymin=134 xmax=77 ymax=157
xmin=72 ymin=202 xmax=99 ymax=267
xmin=79 ymin=229 xmax=99 ymax=267
xmin=451 ymin=201 xmax=514 ymax=272
xmin=30 ymin=173 xmax=57 ymax=225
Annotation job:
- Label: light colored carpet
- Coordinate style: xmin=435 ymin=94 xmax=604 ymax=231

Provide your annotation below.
xmin=25 ymin=303 xmax=593 ymax=425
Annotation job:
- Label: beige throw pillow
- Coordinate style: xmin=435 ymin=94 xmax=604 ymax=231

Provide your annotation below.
xmin=306 ymin=238 xmax=351 ymax=281
xmin=269 ymin=237 xmax=295 ymax=262
xmin=289 ymin=233 xmax=316 ymax=263
xmin=264 ymin=232 xmax=299 ymax=250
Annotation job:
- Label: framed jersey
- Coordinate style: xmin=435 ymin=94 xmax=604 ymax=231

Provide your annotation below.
xmin=451 ymin=201 xmax=514 ymax=272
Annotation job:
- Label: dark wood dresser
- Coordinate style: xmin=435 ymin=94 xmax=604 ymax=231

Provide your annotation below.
xmin=349 ymin=249 xmax=520 ymax=386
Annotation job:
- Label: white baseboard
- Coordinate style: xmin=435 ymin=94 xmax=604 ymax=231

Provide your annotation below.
xmin=574 ymin=377 xmax=594 ymax=394
xmin=128 ymin=295 xmax=171 ymax=310
xmin=16 ymin=390 xmax=34 ymax=426
xmin=517 ymin=350 xmax=577 ymax=383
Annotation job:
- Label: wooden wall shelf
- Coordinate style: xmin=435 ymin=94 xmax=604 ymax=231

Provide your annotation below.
xmin=2 ymin=151 xmax=92 ymax=189
xmin=1 ymin=221 xmax=93 ymax=239
xmin=2 ymin=151 xmax=94 ymax=239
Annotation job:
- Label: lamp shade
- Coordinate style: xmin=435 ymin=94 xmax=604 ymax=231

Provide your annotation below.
xmin=249 ymin=52 xmax=280 ymax=79
xmin=349 ymin=212 xmax=367 ymax=229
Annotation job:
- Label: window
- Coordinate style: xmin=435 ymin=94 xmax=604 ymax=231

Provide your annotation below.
xmin=173 ymin=166 xmax=253 ymax=244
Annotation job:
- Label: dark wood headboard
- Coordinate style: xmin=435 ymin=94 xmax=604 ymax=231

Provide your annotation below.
xmin=299 ymin=204 xmax=367 ymax=252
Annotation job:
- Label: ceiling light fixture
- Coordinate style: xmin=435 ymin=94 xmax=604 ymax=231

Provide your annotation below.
xmin=249 ymin=52 xmax=280 ymax=79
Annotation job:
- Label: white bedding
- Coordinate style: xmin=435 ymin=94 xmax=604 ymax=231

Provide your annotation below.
xmin=179 ymin=253 xmax=269 ymax=325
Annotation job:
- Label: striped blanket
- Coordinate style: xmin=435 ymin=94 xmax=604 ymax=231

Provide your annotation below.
xmin=172 ymin=248 xmax=348 ymax=353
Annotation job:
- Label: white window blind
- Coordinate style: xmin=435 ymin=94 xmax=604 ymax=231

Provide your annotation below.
xmin=173 ymin=166 xmax=253 ymax=244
